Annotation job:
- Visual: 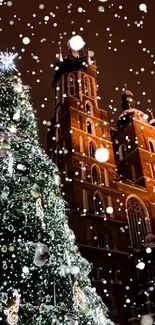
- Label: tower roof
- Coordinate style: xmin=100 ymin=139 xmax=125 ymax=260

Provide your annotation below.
xmin=52 ymin=54 xmax=97 ymax=86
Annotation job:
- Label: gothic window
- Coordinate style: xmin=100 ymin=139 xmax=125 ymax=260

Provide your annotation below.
xmin=98 ymin=226 xmax=104 ymax=248
xmin=92 ymin=165 xmax=100 ymax=184
xmin=94 ymin=192 xmax=104 ymax=215
xmin=85 ymin=101 xmax=93 ymax=116
xmin=118 ymin=144 xmax=127 ymax=160
xmin=149 ymin=139 xmax=155 ymax=153
xmin=89 ymin=141 xmax=96 ymax=158
xmin=79 ymin=136 xmax=85 ymax=153
xmin=86 ymin=120 xmax=95 ymax=135
xmin=104 ymin=168 xmax=109 ymax=187
xmin=131 ymin=165 xmax=137 ymax=182
xmin=81 ymin=161 xmax=86 ymax=180
xmin=82 ymin=189 xmax=89 ymax=211
xmin=127 ymin=196 xmax=149 ymax=247
xmin=69 ymin=73 xmax=75 ymax=96
xmin=56 ymin=106 xmax=61 ymax=123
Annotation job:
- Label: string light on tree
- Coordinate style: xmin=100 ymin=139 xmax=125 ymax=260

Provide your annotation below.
xmin=95 ymin=147 xmax=109 ymax=162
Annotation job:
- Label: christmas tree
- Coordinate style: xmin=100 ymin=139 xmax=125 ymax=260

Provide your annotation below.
xmin=0 ymin=52 xmax=114 ymax=325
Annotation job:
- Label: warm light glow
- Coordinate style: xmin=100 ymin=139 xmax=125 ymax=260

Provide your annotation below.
xmin=95 ymin=147 xmax=109 ymax=162
xmin=69 ymin=35 xmax=85 ymax=51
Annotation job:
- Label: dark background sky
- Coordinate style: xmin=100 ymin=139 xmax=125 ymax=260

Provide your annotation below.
xmin=0 ymin=0 xmax=155 ymax=149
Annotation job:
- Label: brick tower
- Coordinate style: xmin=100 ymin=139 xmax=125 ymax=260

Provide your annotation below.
xmin=47 ymin=47 xmax=136 ymax=324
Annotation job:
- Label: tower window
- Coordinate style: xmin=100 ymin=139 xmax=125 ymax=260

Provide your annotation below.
xmin=127 ymin=196 xmax=149 ymax=247
xmin=149 ymin=140 xmax=155 ymax=153
xmin=89 ymin=141 xmax=96 ymax=158
xmin=81 ymin=161 xmax=86 ymax=180
xmin=149 ymin=163 xmax=155 ymax=179
xmin=118 ymin=144 xmax=127 ymax=160
xmin=92 ymin=165 xmax=100 ymax=184
xmin=87 ymin=121 xmax=92 ymax=134
xmin=69 ymin=73 xmax=75 ymax=96
xmin=94 ymin=192 xmax=104 ymax=215
xmin=98 ymin=226 xmax=104 ymax=248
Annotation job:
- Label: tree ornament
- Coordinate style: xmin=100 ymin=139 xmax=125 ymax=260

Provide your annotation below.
xmin=39 ymin=303 xmax=46 ymax=313
xmin=73 ymin=283 xmax=86 ymax=311
xmin=36 ymin=198 xmax=44 ymax=221
xmin=4 ymin=290 xmax=20 ymax=325
xmin=32 ymin=242 xmax=49 ymax=267
xmin=1 ymin=293 xmax=8 ymax=303
xmin=30 ymin=184 xmax=41 ymax=198
xmin=1 ymin=245 xmax=7 ymax=253
xmin=1 ymin=186 xmax=10 ymax=200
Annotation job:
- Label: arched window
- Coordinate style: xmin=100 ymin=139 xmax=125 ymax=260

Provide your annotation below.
xmin=79 ymin=136 xmax=85 ymax=153
xmin=85 ymin=101 xmax=93 ymax=116
xmin=56 ymin=106 xmax=61 ymax=123
xmin=98 ymin=226 xmax=104 ymax=248
xmin=94 ymin=192 xmax=104 ymax=215
xmin=82 ymin=189 xmax=89 ymax=211
xmin=104 ymin=168 xmax=109 ymax=187
xmin=149 ymin=139 xmax=155 ymax=153
xmin=92 ymin=165 xmax=100 ymax=184
xmin=86 ymin=120 xmax=95 ymax=135
xmin=69 ymin=73 xmax=75 ymax=96
xmin=131 ymin=165 xmax=136 ymax=182
xmin=89 ymin=141 xmax=96 ymax=158
xmin=119 ymin=144 xmax=127 ymax=160
xmin=127 ymin=196 xmax=149 ymax=247
xmin=87 ymin=121 xmax=92 ymax=134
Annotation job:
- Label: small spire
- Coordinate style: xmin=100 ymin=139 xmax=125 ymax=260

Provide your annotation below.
xmin=124 ymin=83 xmax=127 ymax=91
xmin=59 ymin=46 xmax=63 ymax=62
xmin=150 ymin=109 xmax=154 ymax=120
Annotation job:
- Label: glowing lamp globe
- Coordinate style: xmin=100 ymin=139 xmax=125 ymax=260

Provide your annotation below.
xmin=106 ymin=206 xmax=113 ymax=214
xmin=69 ymin=35 xmax=85 ymax=51
xmin=95 ymin=147 xmax=109 ymax=162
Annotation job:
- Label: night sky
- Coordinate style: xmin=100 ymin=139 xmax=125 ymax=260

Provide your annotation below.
xmin=0 ymin=0 xmax=155 ymax=149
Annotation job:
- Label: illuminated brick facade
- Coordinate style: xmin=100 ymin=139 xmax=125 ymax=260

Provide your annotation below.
xmin=47 ymin=54 xmax=155 ymax=325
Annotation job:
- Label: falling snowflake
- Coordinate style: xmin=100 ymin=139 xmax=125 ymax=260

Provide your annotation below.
xmin=0 ymin=52 xmax=18 ymax=72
